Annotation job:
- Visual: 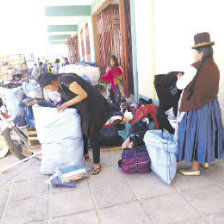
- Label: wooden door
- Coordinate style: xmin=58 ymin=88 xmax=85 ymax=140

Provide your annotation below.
xmin=80 ymin=29 xmax=85 ymax=61
xmin=85 ymin=23 xmax=91 ymax=62
xmin=96 ymin=3 xmax=134 ymax=96
xmin=73 ymin=35 xmax=80 ymax=63
xmin=66 ymin=35 xmax=80 ymax=64
xmin=119 ymin=0 xmax=134 ymax=96
xmin=96 ymin=5 xmax=121 ymax=75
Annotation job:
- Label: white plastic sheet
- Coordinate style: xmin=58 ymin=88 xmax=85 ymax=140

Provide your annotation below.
xmin=144 ymin=130 xmax=177 ymax=184
xmin=33 ymin=106 xmax=84 ymax=175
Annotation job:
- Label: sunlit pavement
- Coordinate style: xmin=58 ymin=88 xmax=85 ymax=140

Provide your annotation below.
xmin=0 ymin=151 xmax=224 ymax=224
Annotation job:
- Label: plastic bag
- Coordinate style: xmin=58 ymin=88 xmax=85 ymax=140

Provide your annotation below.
xmin=144 ymin=130 xmax=177 ymax=184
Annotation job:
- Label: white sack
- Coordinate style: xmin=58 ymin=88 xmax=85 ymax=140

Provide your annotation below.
xmin=59 ymin=64 xmax=100 ymax=86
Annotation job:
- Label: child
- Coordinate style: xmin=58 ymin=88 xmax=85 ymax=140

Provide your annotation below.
xmin=101 ymin=55 xmax=123 ymax=103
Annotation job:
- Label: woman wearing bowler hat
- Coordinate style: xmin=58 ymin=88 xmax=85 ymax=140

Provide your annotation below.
xmin=176 ymin=32 xmax=223 ymax=176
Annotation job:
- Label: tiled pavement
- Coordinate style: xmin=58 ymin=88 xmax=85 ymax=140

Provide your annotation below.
xmin=0 ymin=151 xmax=224 ymax=224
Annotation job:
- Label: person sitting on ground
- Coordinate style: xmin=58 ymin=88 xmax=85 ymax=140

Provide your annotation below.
xmin=122 ymin=121 xmax=149 ymax=149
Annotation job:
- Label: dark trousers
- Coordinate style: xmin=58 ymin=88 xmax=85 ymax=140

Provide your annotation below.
xmin=83 ymin=130 xmax=100 ymax=164
xmin=156 ymin=104 xmax=178 ymax=134
xmin=107 ymin=84 xmax=121 ymax=104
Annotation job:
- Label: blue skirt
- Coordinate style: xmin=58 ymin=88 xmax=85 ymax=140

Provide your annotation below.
xmin=178 ymin=99 xmax=223 ymax=163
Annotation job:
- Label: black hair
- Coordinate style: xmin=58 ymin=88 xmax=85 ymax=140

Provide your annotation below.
xmin=187 ymin=46 xmax=213 ymax=100
xmin=64 ymin=57 xmax=68 ymax=61
xmin=38 ymin=73 xmax=60 ymax=88
xmin=110 ymin=55 xmax=119 ymax=67
xmin=55 ymin=58 xmax=60 ymax=63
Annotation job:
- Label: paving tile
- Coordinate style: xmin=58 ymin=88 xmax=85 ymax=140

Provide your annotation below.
xmin=50 ymin=184 xmax=94 ymax=218
xmin=0 ymin=203 xmax=5 ymax=219
xmin=99 ymin=201 xmax=152 ymax=224
xmin=183 ymin=185 xmax=224 ymax=216
xmin=203 ymin=162 xmax=224 ymax=185
xmin=109 ymin=150 xmax=122 ymax=162
xmin=0 ymin=159 xmax=34 ymax=189
xmin=14 ymin=166 xmax=49 ymax=182
xmin=179 ymin=218 xmax=208 ymax=224
xmin=100 ymin=151 xmax=118 ymax=164
xmin=90 ymin=182 xmax=136 ymax=209
xmin=8 ymin=179 xmax=48 ymax=202
xmin=27 ymin=221 xmax=48 ymax=224
xmin=1 ymin=196 xmax=48 ymax=224
xmin=51 ymin=211 xmax=98 ymax=224
xmin=126 ymin=172 xmax=177 ymax=200
xmin=89 ymin=165 xmax=124 ymax=185
xmin=0 ymin=184 xmax=10 ymax=203
xmin=206 ymin=212 xmax=224 ymax=224
xmin=173 ymin=173 xmax=213 ymax=192
xmin=143 ymin=193 xmax=200 ymax=224
xmin=0 ymin=154 xmax=19 ymax=167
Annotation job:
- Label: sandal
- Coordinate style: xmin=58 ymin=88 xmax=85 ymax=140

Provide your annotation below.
xmin=92 ymin=164 xmax=101 ymax=175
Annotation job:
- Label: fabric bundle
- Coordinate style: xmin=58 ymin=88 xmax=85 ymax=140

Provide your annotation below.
xmin=33 ymin=106 xmax=84 ymax=175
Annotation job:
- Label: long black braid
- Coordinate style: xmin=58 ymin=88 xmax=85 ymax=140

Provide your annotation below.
xmin=187 ymin=46 xmax=213 ymax=100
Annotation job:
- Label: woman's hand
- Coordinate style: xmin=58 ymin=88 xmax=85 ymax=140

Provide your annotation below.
xmin=106 ymin=66 xmax=111 ymax=72
xmin=57 ymin=103 xmax=68 ymax=113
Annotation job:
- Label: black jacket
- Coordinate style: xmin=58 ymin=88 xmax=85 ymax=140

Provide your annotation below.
xmin=154 ymin=71 xmax=182 ymax=106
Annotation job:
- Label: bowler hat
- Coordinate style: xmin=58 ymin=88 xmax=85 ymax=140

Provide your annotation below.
xmin=192 ymin=32 xmax=215 ymax=49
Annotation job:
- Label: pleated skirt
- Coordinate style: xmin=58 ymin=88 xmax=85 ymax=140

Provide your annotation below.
xmin=178 ymin=99 xmax=223 ymax=163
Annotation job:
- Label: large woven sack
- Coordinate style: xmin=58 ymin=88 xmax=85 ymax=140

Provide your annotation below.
xmin=33 ymin=106 xmax=84 ymax=175
xmin=144 ymin=130 xmax=177 ymax=184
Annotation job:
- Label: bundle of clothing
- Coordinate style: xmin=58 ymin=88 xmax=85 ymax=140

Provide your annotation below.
xmin=98 ymin=98 xmax=160 ymax=147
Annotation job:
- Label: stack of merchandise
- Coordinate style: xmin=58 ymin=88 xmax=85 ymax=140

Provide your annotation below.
xmin=49 ymin=165 xmax=89 ymax=188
